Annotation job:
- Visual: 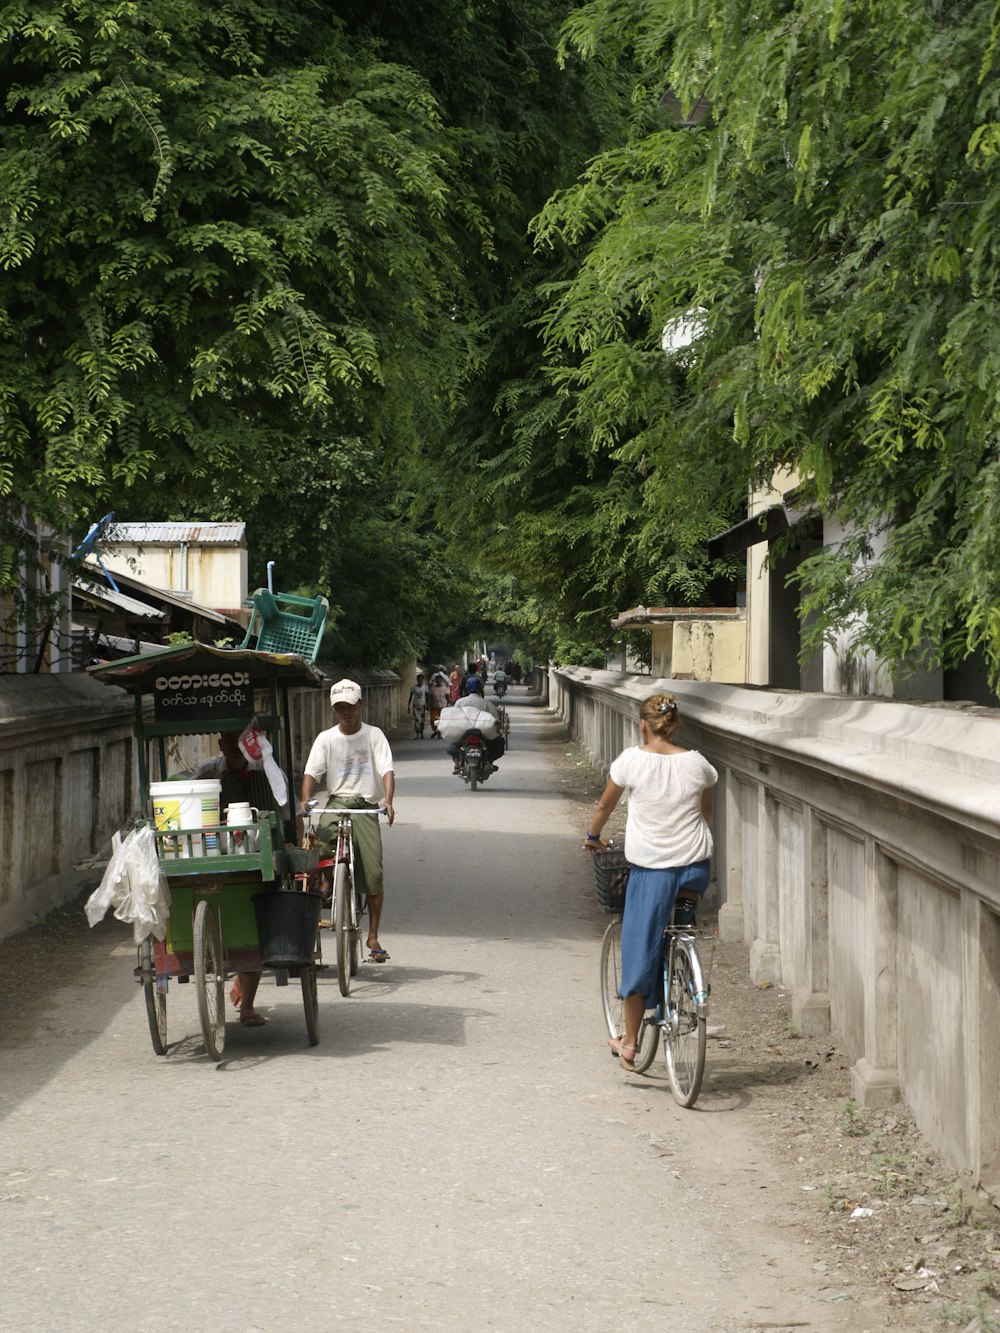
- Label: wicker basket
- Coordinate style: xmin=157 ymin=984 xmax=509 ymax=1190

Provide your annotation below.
xmin=593 ymin=845 xmax=630 ymax=914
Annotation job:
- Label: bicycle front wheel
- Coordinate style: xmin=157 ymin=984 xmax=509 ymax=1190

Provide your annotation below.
xmin=663 ymin=937 xmax=707 ymax=1107
xmin=334 ymin=862 xmax=351 ymax=996
xmin=599 ymin=918 xmax=658 ymax=1073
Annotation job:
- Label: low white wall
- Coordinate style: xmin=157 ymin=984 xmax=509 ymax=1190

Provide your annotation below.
xmin=551 ymin=666 xmax=1000 ymax=1199
xmin=0 ymin=676 xmax=138 ymax=941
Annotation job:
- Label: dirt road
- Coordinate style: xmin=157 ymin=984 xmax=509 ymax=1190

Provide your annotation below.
xmin=0 ymin=691 xmax=965 ymax=1330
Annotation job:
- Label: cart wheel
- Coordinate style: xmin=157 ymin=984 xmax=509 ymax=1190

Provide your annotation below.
xmin=140 ymin=936 xmax=167 ymax=1055
xmin=301 ymin=966 xmax=320 ymax=1045
xmin=334 ymin=862 xmax=351 ymax=996
xmin=194 ymin=899 xmax=226 ymax=1061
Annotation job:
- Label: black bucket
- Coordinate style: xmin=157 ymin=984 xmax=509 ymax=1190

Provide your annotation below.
xmin=252 ymin=890 xmax=324 ymax=967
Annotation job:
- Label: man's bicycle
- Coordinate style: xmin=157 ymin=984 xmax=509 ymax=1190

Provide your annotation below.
xmin=302 ymin=804 xmax=386 ymax=996
xmin=595 ymin=847 xmax=711 ymax=1107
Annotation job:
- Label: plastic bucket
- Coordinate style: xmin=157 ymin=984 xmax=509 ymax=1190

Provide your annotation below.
xmin=253 ymin=891 xmax=323 ymax=967
xmin=150 ymin=779 xmax=222 ymax=858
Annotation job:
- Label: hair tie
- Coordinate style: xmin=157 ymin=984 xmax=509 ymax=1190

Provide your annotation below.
xmin=658 ymin=700 xmax=676 ymax=715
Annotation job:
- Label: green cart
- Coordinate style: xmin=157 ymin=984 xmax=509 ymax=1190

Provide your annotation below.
xmin=90 ymin=639 xmax=326 ymax=1060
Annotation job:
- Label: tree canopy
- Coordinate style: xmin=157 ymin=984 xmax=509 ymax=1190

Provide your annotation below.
xmin=0 ymin=0 xmax=616 ymax=666
xmin=5 ymin=0 xmax=1000 ymax=683
xmin=529 ymin=0 xmax=1000 ymax=684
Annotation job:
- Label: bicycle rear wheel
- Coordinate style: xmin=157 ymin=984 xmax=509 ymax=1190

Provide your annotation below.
xmin=662 ymin=937 xmax=707 ymax=1106
xmin=599 ymin=918 xmax=658 ymax=1073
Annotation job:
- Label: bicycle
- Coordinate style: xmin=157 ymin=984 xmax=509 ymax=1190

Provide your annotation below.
xmin=497 ymin=704 xmax=511 ymax=749
xmin=596 ymin=848 xmax=711 ymax=1106
xmin=302 ymin=804 xmax=386 ymax=996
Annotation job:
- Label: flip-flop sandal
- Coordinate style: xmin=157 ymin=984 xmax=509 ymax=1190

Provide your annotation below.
xmin=368 ymin=948 xmax=390 ymax=962
xmin=239 ymin=1011 xmax=267 ymax=1026
xmin=230 ymin=983 xmax=243 ymax=1010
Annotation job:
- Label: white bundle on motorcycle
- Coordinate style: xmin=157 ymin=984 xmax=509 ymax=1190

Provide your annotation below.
xmin=85 ymin=824 xmax=172 ymax=943
xmin=438 ymin=706 xmax=499 ymax=740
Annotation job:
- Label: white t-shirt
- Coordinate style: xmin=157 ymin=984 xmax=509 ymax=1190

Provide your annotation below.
xmin=304 ymin=723 xmax=394 ymax=804
xmin=608 ymin=747 xmax=718 ymax=869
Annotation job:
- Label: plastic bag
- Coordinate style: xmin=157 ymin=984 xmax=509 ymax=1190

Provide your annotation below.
xmin=238 ymin=718 xmax=289 ymax=809
xmin=85 ymin=825 xmax=172 ymax=943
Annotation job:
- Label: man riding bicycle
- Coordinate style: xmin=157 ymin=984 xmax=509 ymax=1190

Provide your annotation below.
xmin=300 ymin=679 xmax=396 ymax=962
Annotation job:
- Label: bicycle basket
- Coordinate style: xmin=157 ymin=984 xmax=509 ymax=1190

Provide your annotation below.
xmin=593 ymin=845 xmax=630 ymax=913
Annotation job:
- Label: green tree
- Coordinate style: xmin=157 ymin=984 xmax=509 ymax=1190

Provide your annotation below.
xmin=0 ymin=0 xmax=482 ymax=641
xmin=528 ymin=0 xmax=1000 ymax=685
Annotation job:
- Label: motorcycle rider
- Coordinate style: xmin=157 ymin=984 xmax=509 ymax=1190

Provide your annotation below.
xmin=492 ymin=666 xmax=507 ymax=697
xmin=445 ymin=677 xmax=504 ymax=774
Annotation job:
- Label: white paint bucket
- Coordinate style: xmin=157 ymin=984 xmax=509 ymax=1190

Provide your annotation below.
xmin=150 ymin=779 xmax=222 ymax=858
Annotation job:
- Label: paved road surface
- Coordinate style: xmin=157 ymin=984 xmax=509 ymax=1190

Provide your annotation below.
xmin=1 ymin=690 xmax=895 ymax=1331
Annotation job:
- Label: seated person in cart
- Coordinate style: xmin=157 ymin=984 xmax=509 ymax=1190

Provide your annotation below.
xmin=195 ymin=728 xmax=282 ymax=1028
xmin=300 ymin=680 xmax=396 ymax=962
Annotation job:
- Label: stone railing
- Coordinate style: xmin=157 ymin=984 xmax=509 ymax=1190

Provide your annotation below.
xmin=551 ymin=666 xmax=1000 ymax=1201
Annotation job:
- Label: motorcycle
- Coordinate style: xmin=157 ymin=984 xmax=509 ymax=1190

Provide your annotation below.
xmin=456 ymin=728 xmax=493 ymax=791
xmin=493 ymin=676 xmax=508 ymax=698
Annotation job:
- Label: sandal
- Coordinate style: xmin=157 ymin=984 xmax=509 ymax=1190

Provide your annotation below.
xmin=229 ymin=982 xmax=243 ymax=1010
xmin=239 ymin=1010 xmax=267 ymax=1027
xmin=608 ymin=1034 xmax=637 ymax=1071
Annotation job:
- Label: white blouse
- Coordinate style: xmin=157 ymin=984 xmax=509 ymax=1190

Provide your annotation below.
xmin=608 ymin=746 xmax=717 ymax=869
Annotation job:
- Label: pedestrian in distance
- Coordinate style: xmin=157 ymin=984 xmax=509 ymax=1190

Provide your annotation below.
xmin=448 ymin=664 xmax=462 ymax=704
xmin=583 ymin=693 xmax=717 ymax=1070
xmin=408 ymin=672 xmax=429 ymax=738
xmin=427 ymin=673 xmax=449 ymax=737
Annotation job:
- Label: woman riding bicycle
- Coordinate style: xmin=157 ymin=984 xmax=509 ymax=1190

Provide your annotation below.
xmin=583 ymin=693 xmax=717 ymax=1071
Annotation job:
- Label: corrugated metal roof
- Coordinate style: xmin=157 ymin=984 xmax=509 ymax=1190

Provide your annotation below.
xmin=73 ymin=580 xmax=167 ymax=620
xmin=108 ymin=522 xmax=246 ymax=545
xmin=81 ymin=560 xmax=232 ymax=625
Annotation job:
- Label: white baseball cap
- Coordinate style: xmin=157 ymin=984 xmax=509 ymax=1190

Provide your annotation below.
xmin=329 ymin=679 xmax=363 ymax=706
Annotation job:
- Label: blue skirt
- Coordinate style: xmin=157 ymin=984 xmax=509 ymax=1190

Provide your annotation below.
xmin=619 ymin=861 xmax=710 ymax=1002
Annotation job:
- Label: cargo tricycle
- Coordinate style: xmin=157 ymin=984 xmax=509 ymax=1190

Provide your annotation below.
xmin=90 ymin=637 xmax=327 ymax=1061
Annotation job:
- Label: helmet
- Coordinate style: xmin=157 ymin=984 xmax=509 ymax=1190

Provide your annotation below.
xmin=465 ymin=676 xmax=483 ymax=694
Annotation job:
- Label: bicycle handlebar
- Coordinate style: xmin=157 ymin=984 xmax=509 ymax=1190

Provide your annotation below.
xmin=310 ymin=807 xmax=388 ymax=817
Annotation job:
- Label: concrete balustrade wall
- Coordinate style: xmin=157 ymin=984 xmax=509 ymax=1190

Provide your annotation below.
xmin=551 ymin=665 xmax=1000 ymax=1201
xmin=0 ymin=676 xmax=139 ymax=941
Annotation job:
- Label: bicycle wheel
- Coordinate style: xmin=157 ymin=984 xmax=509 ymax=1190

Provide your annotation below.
xmin=140 ymin=936 xmax=167 ymax=1055
xmin=599 ymin=918 xmax=658 ymax=1073
xmin=663 ymin=937 xmax=707 ymax=1107
xmin=334 ymin=861 xmax=351 ymax=996
xmin=301 ymin=966 xmax=320 ymax=1046
xmin=193 ymin=899 xmax=225 ymax=1061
